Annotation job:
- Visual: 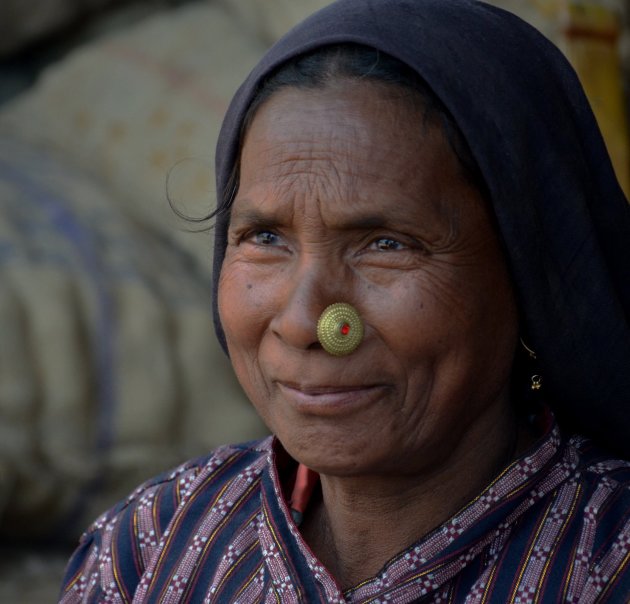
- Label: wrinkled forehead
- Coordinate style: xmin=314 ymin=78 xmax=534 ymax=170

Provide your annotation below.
xmin=234 ymin=82 xmax=480 ymax=232
xmin=233 ymin=45 xmax=490 ymax=222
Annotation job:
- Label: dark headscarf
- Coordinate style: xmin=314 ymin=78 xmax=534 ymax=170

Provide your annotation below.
xmin=212 ymin=0 xmax=630 ymax=457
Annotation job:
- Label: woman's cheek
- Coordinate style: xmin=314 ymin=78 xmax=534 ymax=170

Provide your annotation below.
xmin=219 ymin=262 xmax=254 ymax=343
xmin=219 ymin=261 xmax=274 ymax=350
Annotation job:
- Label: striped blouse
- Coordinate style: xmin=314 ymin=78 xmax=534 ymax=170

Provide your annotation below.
xmin=59 ymin=423 xmax=630 ymax=603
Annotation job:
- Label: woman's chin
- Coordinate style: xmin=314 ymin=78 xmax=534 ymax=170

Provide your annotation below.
xmin=274 ymin=420 xmax=400 ymax=478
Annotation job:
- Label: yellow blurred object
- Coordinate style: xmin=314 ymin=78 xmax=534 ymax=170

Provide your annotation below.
xmin=559 ymin=0 xmax=630 ymax=197
xmin=488 ymin=0 xmax=630 ymax=197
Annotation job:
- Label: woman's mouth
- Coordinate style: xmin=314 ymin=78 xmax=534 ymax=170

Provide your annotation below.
xmin=276 ymin=381 xmax=388 ymax=415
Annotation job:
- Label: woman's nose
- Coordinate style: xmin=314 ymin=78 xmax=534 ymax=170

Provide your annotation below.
xmin=269 ymin=262 xmax=350 ymax=352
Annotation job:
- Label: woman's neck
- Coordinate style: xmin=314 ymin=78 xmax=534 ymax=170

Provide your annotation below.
xmin=299 ymin=405 xmax=533 ymax=589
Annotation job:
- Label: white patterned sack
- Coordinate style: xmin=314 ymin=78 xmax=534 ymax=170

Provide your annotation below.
xmin=0 ymin=137 xmax=265 ymax=538
xmin=0 ymin=1 xmax=268 ymax=275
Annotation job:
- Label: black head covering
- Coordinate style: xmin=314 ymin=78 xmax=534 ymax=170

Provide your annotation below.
xmin=212 ymin=0 xmax=630 ymax=457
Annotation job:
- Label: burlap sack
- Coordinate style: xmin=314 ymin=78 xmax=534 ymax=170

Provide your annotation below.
xmin=0 ymin=137 xmax=265 ymax=538
xmin=0 ymin=1 xmax=269 ymax=276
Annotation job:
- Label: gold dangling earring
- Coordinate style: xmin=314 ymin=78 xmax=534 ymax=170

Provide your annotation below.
xmin=530 ymin=375 xmax=542 ymax=391
xmin=520 ymin=338 xmax=543 ymax=392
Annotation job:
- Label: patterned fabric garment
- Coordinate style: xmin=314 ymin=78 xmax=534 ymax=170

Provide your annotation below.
xmin=59 ymin=423 xmax=630 ymax=603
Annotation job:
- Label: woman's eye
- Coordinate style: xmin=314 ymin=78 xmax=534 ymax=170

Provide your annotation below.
xmin=372 ymin=237 xmax=406 ymax=251
xmin=252 ymin=231 xmax=280 ymax=246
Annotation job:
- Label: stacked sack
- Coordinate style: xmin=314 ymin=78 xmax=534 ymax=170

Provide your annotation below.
xmin=0 ymin=136 xmax=267 ymax=537
xmin=0 ymin=0 xmax=274 ymax=540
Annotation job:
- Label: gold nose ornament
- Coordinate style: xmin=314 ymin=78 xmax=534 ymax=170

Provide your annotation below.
xmin=317 ymin=303 xmax=364 ymax=356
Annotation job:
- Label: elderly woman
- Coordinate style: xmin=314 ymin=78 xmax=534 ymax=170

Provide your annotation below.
xmin=60 ymin=0 xmax=630 ymax=602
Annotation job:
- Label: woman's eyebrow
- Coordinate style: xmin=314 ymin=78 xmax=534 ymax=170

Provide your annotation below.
xmin=229 ymin=205 xmax=419 ymax=231
xmin=334 ymin=214 xmax=391 ymax=230
xmin=229 ymin=205 xmax=283 ymax=227
xmin=331 ymin=207 xmax=428 ymax=231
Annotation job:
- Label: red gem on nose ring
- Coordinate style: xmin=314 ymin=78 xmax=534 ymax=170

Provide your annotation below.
xmin=317 ymin=303 xmax=364 ymax=356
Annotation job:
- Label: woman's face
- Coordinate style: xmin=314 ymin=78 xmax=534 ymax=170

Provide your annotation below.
xmin=219 ymin=81 xmax=519 ymax=477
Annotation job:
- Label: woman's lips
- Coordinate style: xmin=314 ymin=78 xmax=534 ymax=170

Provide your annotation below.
xmin=276 ymin=381 xmax=388 ymax=415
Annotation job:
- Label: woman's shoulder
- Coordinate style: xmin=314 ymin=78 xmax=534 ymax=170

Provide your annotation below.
xmin=60 ymin=438 xmax=272 ymax=602
xmin=542 ymin=435 xmax=630 ymax=600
